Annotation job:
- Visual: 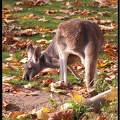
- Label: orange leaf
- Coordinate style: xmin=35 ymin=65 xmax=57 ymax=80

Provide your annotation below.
xmin=9 ymin=111 xmax=24 ymax=118
xmin=97 ymin=115 xmax=104 ymax=120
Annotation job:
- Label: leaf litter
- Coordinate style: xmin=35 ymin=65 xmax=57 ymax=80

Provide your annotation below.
xmin=2 ymin=0 xmax=118 ymax=119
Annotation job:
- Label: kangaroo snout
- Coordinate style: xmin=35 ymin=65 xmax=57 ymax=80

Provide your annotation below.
xmin=22 ymin=75 xmax=30 ymax=81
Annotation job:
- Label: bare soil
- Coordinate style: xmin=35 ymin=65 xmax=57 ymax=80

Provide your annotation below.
xmin=2 ymin=86 xmax=70 ymax=113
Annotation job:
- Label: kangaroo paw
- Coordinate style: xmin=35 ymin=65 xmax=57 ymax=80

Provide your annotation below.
xmin=87 ymin=88 xmax=98 ymax=97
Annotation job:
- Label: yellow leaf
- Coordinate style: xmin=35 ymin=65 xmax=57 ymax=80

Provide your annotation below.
xmin=36 ymin=108 xmax=50 ymax=120
xmin=102 ymin=87 xmax=118 ymax=101
xmin=2 ymin=63 xmax=14 ymax=72
xmin=42 ymin=87 xmax=49 ymax=91
xmin=21 ymin=16 xmax=28 ymax=19
xmin=42 ymin=28 xmax=51 ymax=32
xmin=72 ymin=90 xmax=83 ymax=102
xmin=3 ymin=4 xmax=14 ymax=11
xmin=5 ymin=13 xmax=13 ymax=19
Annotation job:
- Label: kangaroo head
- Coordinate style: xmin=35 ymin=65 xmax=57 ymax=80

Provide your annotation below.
xmin=22 ymin=44 xmax=42 ymax=81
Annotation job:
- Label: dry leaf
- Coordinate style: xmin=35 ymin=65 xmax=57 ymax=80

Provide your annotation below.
xmin=5 ymin=54 xmax=18 ymax=62
xmin=3 ymin=36 xmax=17 ymax=45
xmin=20 ymin=57 xmax=28 ymax=63
xmin=48 ymin=109 xmax=74 ymax=120
xmin=60 ymin=103 xmax=73 ymax=110
xmin=14 ymin=91 xmax=27 ymax=97
xmin=97 ymin=115 xmax=104 ymax=120
xmin=9 ymin=111 xmax=24 ymax=118
xmin=36 ymin=107 xmax=49 ymax=120
xmin=102 ymin=87 xmax=118 ymax=101
xmin=23 ymin=83 xmax=33 ymax=89
xmin=2 ymin=76 xmax=18 ymax=82
xmin=72 ymin=90 xmax=83 ymax=102
xmin=2 ymin=83 xmax=19 ymax=92
xmin=3 ymin=4 xmax=14 ymax=11
xmin=54 ymin=15 xmax=69 ymax=20
xmin=36 ymin=39 xmax=50 ymax=44
xmin=49 ymin=82 xmax=67 ymax=94
xmin=17 ymin=113 xmax=30 ymax=119
xmin=13 ymin=7 xmax=23 ymax=12
xmin=40 ymin=68 xmax=58 ymax=75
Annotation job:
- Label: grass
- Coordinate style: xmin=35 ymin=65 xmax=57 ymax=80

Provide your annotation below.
xmin=2 ymin=0 xmax=118 ymax=119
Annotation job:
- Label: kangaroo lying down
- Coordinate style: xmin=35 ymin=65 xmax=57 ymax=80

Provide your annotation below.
xmin=22 ymin=18 xmax=104 ymax=94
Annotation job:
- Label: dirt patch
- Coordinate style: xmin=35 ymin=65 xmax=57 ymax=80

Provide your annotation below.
xmin=2 ymin=86 xmax=70 ymax=113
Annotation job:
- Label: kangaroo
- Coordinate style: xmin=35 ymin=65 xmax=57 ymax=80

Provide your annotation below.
xmin=22 ymin=18 xmax=104 ymax=94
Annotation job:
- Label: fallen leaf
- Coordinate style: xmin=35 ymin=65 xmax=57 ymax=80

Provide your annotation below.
xmin=13 ymin=7 xmax=23 ymax=12
xmin=2 ymin=83 xmax=19 ymax=92
xmin=60 ymin=103 xmax=73 ymax=110
xmin=36 ymin=107 xmax=49 ymax=120
xmin=38 ymin=17 xmax=49 ymax=22
xmin=13 ymin=91 xmax=27 ymax=97
xmin=49 ymin=82 xmax=67 ymax=94
xmin=3 ymin=36 xmax=17 ymax=45
xmin=103 ymin=33 xmax=117 ymax=37
xmin=48 ymin=109 xmax=74 ymax=120
xmin=102 ymin=87 xmax=118 ymax=101
xmin=20 ymin=57 xmax=28 ymax=63
xmin=54 ymin=15 xmax=69 ymax=20
xmin=2 ymin=76 xmax=18 ymax=82
xmin=4 ymin=19 xmax=17 ymax=24
xmin=23 ymin=83 xmax=34 ymax=89
xmin=5 ymin=54 xmax=18 ymax=62
xmin=36 ymin=39 xmax=50 ymax=44
xmin=72 ymin=90 xmax=83 ymax=102
xmin=40 ymin=68 xmax=58 ymax=75
xmin=17 ymin=113 xmax=30 ymax=119
xmin=99 ymin=25 xmax=115 ymax=31
xmin=3 ymin=4 xmax=14 ymax=11
xmin=97 ymin=115 xmax=104 ymax=120
xmin=9 ymin=111 xmax=24 ymax=119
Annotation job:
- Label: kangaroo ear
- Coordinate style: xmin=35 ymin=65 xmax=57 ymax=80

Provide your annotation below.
xmin=27 ymin=44 xmax=34 ymax=60
xmin=33 ymin=46 xmax=41 ymax=62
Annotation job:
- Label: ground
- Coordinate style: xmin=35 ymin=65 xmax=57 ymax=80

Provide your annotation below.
xmin=3 ymin=86 xmax=70 ymax=113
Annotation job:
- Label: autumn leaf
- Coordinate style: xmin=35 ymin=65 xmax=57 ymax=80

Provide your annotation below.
xmin=49 ymin=82 xmax=67 ymax=94
xmin=40 ymin=68 xmax=58 ymax=75
xmin=2 ymin=83 xmax=19 ymax=92
xmin=101 ymin=87 xmax=118 ymax=101
xmin=9 ymin=111 xmax=24 ymax=119
xmin=103 ymin=33 xmax=117 ymax=37
xmin=3 ymin=36 xmax=17 ymax=45
xmin=97 ymin=59 xmax=113 ymax=68
xmin=3 ymin=4 xmax=14 ymax=11
xmin=5 ymin=54 xmax=18 ymax=62
xmin=60 ymin=103 xmax=73 ymax=110
xmin=54 ymin=15 xmax=69 ymax=20
xmin=48 ymin=109 xmax=74 ymax=120
xmin=71 ymin=90 xmax=83 ymax=102
xmin=20 ymin=57 xmax=28 ymax=63
xmin=36 ymin=107 xmax=50 ymax=120
xmin=97 ymin=115 xmax=104 ymax=120
xmin=2 ymin=76 xmax=19 ymax=82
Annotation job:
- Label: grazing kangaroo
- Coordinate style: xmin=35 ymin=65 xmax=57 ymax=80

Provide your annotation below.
xmin=22 ymin=18 xmax=104 ymax=94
